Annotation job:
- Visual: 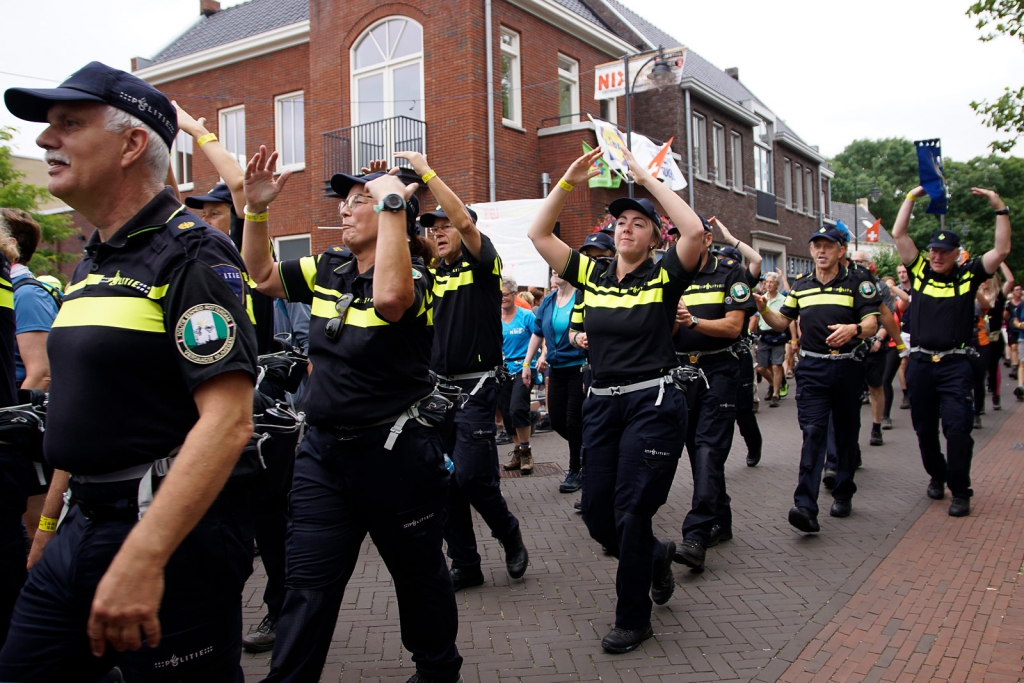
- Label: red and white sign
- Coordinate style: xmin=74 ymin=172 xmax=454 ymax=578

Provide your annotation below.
xmin=865 ymin=218 xmax=881 ymax=243
xmin=594 ymin=48 xmax=687 ymax=101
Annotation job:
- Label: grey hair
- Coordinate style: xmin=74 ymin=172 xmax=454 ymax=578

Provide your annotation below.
xmin=764 ymin=272 xmax=779 ymax=283
xmin=103 ymin=106 xmax=169 ymax=184
xmin=501 ymin=275 xmax=517 ymax=292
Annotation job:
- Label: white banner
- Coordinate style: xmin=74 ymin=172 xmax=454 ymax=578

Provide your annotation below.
xmin=594 ymin=48 xmax=687 ymax=100
xmin=590 ymin=116 xmax=687 ymax=192
xmin=468 ymin=199 xmax=551 ymax=287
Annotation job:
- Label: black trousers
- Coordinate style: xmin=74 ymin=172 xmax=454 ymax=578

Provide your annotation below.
xmin=497 ymin=370 xmax=532 ymax=430
xmin=546 ymin=365 xmax=585 ymax=472
xmin=679 ymin=356 xmax=737 ymax=544
xmin=882 ymin=346 xmax=901 ymax=419
xmin=987 ymin=337 xmax=1004 ymax=398
xmin=0 ymin=494 xmax=253 ymax=682
xmin=263 ymin=423 xmax=461 ymax=683
xmin=0 ymin=447 xmax=31 ymax=651
xmin=794 ymin=357 xmax=863 ymax=514
xmin=580 ymin=383 xmax=685 ymax=631
xmin=907 ymin=355 xmax=975 ymax=498
xmin=734 ymin=347 xmax=762 ymax=459
xmin=441 ymin=378 xmax=519 ymax=572
xmin=972 ymin=344 xmax=989 ymax=414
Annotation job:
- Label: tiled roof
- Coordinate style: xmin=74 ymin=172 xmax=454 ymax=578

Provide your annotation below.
xmin=832 ymin=201 xmax=895 ymax=246
xmin=150 ymin=0 xmax=308 ymax=64
xmin=554 ymin=0 xmax=608 ymax=29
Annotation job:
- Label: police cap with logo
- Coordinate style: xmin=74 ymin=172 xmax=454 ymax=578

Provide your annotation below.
xmin=809 ymin=225 xmax=847 ymax=244
xmin=926 ymin=230 xmax=961 ymax=251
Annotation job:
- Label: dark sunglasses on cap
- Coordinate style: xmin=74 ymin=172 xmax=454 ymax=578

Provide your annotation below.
xmin=325 ymin=294 xmax=354 ymax=341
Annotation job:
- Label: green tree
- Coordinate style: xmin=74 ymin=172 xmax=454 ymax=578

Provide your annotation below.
xmin=830 ymin=138 xmax=920 ymax=233
xmin=0 ymin=127 xmax=76 ymax=279
xmin=967 ymin=0 xmax=1024 ymax=153
xmin=872 ymin=246 xmax=903 ymax=281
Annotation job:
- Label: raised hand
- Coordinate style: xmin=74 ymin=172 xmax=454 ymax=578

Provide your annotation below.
xmin=360 ymin=159 xmax=390 ymax=174
xmin=364 ymin=170 xmax=418 ymax=202
xmin=971 ymin=187 xmax=1006 ymax=211
xmin=562 ymin=148 xmax=604 ymax=187
xmin=172 ymin=100 xmax=207 ymax=138
xmin=393 ymin=150 xmax=431 ymax=177
xmin=622 ymin=146 xmax=654 ymax=187
xmin=244 ymin=145 xmax=292 ymax=213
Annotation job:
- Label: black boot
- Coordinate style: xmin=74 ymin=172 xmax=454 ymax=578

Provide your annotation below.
xmin=500 ymin=527 xmax=528 ymax=580
xmin=449 ymin=566 xmax=484 ymax=591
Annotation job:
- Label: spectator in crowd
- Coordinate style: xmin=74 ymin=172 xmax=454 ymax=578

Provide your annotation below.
xmin=500 ymin=275 xmax=537 ymax=475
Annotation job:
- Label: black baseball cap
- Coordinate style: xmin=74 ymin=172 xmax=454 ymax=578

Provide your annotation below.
xmin=668 ymin=212 xmax=712 ymax=235
xmin=715 ymin=245 xmax=742 ymax=261
xmin=5 ymin=61 xmax=177 ymax=148
xmin=580 ymin=231 xmax=616 ymax=253
xmin=608 ymin=197 xmax=662 ymax=230
xmin=927 ymin=230 xmax=960 ymax=251
xmin=418 ymin=206 xmax=478 ymax=227
xmin=809 ymin=225 xmax=846 ymax=244
xmin=184 ymin=184 xmax=232 ymax=209
xmin=330 ymin=171 xmax=420 ymax=232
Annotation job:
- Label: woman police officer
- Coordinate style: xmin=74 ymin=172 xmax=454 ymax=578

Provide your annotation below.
xmin=239 ymin=146 xmax=462 ymax=683
xmin=527 ymin=147 xmax=704 ymax=653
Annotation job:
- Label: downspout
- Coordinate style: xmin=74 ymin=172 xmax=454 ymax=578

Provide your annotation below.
xmin=484 ymin=0 xmax=497 ymax=202
xmin=684 ymin=88 xmax=694 ymax=208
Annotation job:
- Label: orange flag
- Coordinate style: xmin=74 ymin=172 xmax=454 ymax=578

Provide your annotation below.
xmin=646 ymin=137 xmax=675 ymax=178
xmin=865 ymin=218 xmax=881 ymax=243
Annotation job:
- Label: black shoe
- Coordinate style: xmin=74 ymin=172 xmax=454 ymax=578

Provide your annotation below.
xmin=900 ymin=393 xmax=911 ymax=410
xmin=406 ymin=672 xmax=464 ymax=683
xmin=993 ymin=395 xmax=1002 ymax=411
xmin=650 ymin=539 xmax=675 ymax=606
xmin=573 ymin=499 xmax=582 ymax=511
xmin=765 ymin=386 xmax=774 ymax=401
xmin=949 ymin=497 xmax=970 ymax=517
xmin=601 ymin=624 xmax=654 ymax=654
xmin=450 ymin=566 xmax=485 ymax=591
xmin=1011 ymin=368 xmax=1018 ymax=380
xmin=746 ymin=451 xmax=761 ymax=467
xmin=558 ymin=470 xmax=582 ymax=493
xmin=242 ymin=614 xmax=277 ymax=653
xmin=974 ymin=415 xmax=983 ymax=430
xmin=788 ymin=506 xmax=820 ymax=533
xmin=534 ymin=415 xmax=553 ymax=433
xmin=881 ymin=417 xmax=893 ymax=430
xmin=830 ymin=499 xmax=852 ymax=518
xmin=707 ymin=524 xmax=733 ymax=548
xmin=1016 ymin=385 xmax=1024 ymax=402
xmin=673 ymin=539 xmax=706 ymax=572
xmin=927 ymin=480 xmax=945 ymax=500
xmin=495 ymin=429 xmax=512 ymax=445
xmin=500 ymin=527 xmax=529 ymax=580
xmin=822 ymin=469 xmax=837 ymax=490
xmin=870 ymin=429 xmax=883 ymax=446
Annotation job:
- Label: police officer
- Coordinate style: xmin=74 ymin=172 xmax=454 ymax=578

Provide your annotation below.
xmin=892 ymin=186 xmax=1011 ymax=517
xmin=529 ymin=148 xmax=704 ymax=654
xmin=671 ymin=218 xmax=756 ymax=572
xmin=1 ymin=62 xmax=259 ymax=680
xmin=240 ymin=147 xmax=462 ymax=683
xmin=394 ymin=150 xmax=528 ymax=593
xmin=756 ymin=224 xmax=881 ymax=532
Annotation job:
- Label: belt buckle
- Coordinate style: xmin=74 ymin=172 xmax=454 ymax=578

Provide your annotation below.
xmin=688 ymin=354 xmax=698 ymax=364
xmin=932 ymin=354 xmax=941 ymax=363
xmin=609 ymin=386 xmax=622 ymax=395
xmin=830 ymin=349 xmax=839 ymax=356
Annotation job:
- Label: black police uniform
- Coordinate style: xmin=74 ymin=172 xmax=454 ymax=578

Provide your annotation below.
xmin=777 ymin=259 xmax=881 ymax=521
xmin=673 ymin=255 xmax=756 ymax=550
xmin=430 ymin=233 xmax=522 ymax=578
xmin=263 ymin=247 xmax=461 ymax=683
xmin=904 ymin=249 xmax=990 ymax=501
xmin=734 ymin=266 xmax=763 ymax=465
xmin=0 ymin=189 xmax=259 ymax=681
xmin=563 ymin=245 xmax=693 ymax=633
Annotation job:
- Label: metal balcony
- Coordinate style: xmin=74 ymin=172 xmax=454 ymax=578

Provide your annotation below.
xmin=321 ymin=116 xmax=426 ymax=195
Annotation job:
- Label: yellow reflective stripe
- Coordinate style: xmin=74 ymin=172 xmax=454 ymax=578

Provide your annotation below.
xmin=784 ymin=295 xmax=798 ymax=308
xmin=432 ymin=269 xmax=474 ymax=296
xmin=299 ymin=256 xmax=318 ymax=293
xmin=682 ymin=291 xmax=725 ymax=307
xmin=0 ymin=287 xmax=11 ymax=310
xmin=314 ymin=285 xmax=342 ymax=298
xmin=52 ymin=297 xmax=164 ymax=332
xmin=0 ymin=277 xmax=10 ymax=288
xmin=345 ymin=307 xmax=388 ymax=328
xmin=585 ymin=288 xmax=664 ymax=308
xmin=147 ymin=284 xmax=169 ymax=300
xmin=910 ymin=253 xmax=927 ymax=279
xmin=64 ymin=274 xmax=104 ymax=295
xmin=797 ymin=293 xmax=855 ymax=308
xmin=310 ymin=297 xmax=337 ymax=319
xmin=920 ymin=283 xmax=957 ymax=298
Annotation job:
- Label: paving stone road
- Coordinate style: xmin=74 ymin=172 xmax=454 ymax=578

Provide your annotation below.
xmin=240 ymin=372 xmax=1020 ymax=682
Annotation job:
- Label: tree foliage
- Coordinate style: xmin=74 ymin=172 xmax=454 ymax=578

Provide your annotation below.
xmin=0 ymin=127 xmax=76 ymax=279
xmin=967 ymin=0 xmax=1024 ymax=153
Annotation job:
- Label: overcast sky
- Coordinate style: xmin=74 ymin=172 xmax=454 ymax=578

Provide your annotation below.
xmin=1 ymin=0 xmax=1019 ymax=162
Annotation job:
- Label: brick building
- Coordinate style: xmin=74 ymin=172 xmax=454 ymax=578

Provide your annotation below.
xmin=127 ymin=0 xmax=834 ymax=275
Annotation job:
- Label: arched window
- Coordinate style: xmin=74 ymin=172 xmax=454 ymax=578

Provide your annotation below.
xmin=351 ymin=17 xmax=424 ymax=124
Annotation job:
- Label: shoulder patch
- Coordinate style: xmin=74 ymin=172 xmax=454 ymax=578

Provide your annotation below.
xmin=412 ymin=268 xmax=422 ymax=280
xmin=175 ymin=304 xmax=237 ymax=365
xmin=859 ymin=280 xmax=877 ymax=298
xmin=177 ymin=221 xmax=195 ymax=230
xmin=210 ymin=263 xmax=246 ymax=304
xmin=795 ymin=273 xmax=804 ymax=280
xmin=730 ymin=282 xmax=751 ymax=302
xmin=726 ymin=259 xmax=735 ymax=266
xmin=324 ymin=245 xmax=353 ymax=259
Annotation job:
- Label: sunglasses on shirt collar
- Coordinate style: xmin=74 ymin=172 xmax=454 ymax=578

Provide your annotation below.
xmin=325 ymin=294 xmax=354 ymax=341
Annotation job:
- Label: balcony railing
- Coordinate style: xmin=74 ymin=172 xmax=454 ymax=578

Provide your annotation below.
xmin=321 ymin=116 xmax=426 ymax=194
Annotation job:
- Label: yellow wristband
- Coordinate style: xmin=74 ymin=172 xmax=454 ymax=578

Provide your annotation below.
xmin=896 ymin=343 xmax=906 ymax=351
xmin=421 ymin=170 xmax=437 ymax=184
xmin=905 ymin=194 xmax=919 ymax=203
xmin=196 ymin=133 xmax=218 ymax=147
xmin=558 ymin=179 xmax=574 ymax=192
xmin=38 ymin=516 xmax=58 ymax=533
xmin=244 ymin=208 xmax=269 ymax=223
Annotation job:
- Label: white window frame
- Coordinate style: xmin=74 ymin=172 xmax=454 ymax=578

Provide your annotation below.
xmin=170 ymin=130 xmax=193 ymax=191
xmin=805 ymin=169 xmax=814 ymax=215
xmin=218 ymin=105 xmax=246 ymax=168
xmin=600 ymin=97 xmax=618 ymax=125
xmin=782 ymin=158 xmax=792 ymax=209
xmin=753 ymin=116 xmax=773 ymax=195
xmin=274 ymin=234 xmax=312 ymax=260
xmin=500 ymin=28 xmax=522 ymax=127
xmin=730 ymin=131 xmax=743 ymax=191
xmin=712 ymin=123 xmax=726 ymax=186
xmin=557 ymin=54 xmax=580 ymax=123
xmin=794 ymin=162 xmax=803 ymax=212
xmin=350 ymin=17 xmax=425 ymax=126
xmin=691 ymin=113 xmax=707 ymax=179
xmin=274 ymin=91 xmax=305 ymax=172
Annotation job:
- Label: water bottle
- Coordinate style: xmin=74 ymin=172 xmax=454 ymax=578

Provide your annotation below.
xmin=443 ymin=454 xmax=455 ymax=474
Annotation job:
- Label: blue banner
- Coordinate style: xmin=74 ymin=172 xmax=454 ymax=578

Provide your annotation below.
xmin=915 ymin=139 xmax=947 ymax=215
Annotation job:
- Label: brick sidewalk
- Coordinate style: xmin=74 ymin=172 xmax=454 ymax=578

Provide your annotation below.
xmin=240 ymin=373 xmax=1022 ymax=682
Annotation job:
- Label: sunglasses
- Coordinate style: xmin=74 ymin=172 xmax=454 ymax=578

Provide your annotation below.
xmin=324 ymin=294 xmax=354 ymax=341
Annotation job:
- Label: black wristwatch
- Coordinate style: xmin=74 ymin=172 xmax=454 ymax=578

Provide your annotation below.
xmin=855 ymin=324 xmax=863 ymax=337
xmin=995 ymin=207 xmax=1010 ymax=216
xmin=688 ymin=316 xmax=700 ymax=329
xmin=374 ymin=193 xmax=406 ymax=213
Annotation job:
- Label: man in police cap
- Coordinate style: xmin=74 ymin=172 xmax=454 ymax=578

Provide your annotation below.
xmin=1 ymin=62 xmax=258 ymax=680
xmin=757 ymin=224 xmax=881 ymax=532
xmin=892 ymin=186 xmax=1010 ymax=517
xmin=670 ymin=215 xmax=756 ymax=571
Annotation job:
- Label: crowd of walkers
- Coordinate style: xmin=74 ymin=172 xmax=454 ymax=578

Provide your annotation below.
xmin=0 ymin=62 xmax=1014 ymax=682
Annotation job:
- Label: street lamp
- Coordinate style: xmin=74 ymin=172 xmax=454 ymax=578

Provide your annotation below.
xmin=622 ymin=45 xmax=683 ymax=197
xmin=851 ymin=179 xmax=881 ymax=250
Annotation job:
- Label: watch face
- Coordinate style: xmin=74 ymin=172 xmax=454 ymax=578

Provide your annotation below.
xmin=384 ymin=193 xmax=405 ymax=211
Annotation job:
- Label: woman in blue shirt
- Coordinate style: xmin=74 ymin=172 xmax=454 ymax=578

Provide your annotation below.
xmin=498 ymin=275 xmax=537 ymax=474
xmin=523 ymin=269 xmax=586 ymax=493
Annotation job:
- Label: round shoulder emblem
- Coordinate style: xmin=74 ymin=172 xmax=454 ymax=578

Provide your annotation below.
xmin=175 ymin=304 xmax=237 ymax=364
xmin=859 ymin=280 xmax=877 ymax=298
xmin=730 ymin=282 xmax=751 ymax=302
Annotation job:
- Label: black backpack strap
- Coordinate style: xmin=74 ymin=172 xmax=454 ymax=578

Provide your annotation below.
xmin=13 ymin=277 xmax=62 ymax=309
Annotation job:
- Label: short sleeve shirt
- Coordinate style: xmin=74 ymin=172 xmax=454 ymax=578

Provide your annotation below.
xmin=45 ymin=188 xmax=258 ymax=475
xmin=778 ymin=265 xmax=882 ymax=355
xmin=502 ymin=307 xmax=536 ymax=374
xmin=562 ymin=245 xmax=694 ymax=385
xmin=673 ymin=255 xmax=756 ymax=353
xmin=11 ymin=266 xmax=60 ymax=384
xmin=905 ymin=252 xmax=989 ymax=350
xmin=0 ymin=255 xmax=16 ymax=409
xmin=429 ymin=234 xmax=503 ymax=375
xmin=279 ymin=247 xmax=435 ymax=427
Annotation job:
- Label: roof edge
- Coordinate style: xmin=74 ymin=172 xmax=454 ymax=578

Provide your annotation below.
xmin=679 ymin=77 xmax=761 ymax=126
xmin=505 ymin=0 xmax=635 ymax=57
xmin=775 ymin=130 xmax=825 ymax=163
xmin=134 ymin=19 xmax=310 ymax=85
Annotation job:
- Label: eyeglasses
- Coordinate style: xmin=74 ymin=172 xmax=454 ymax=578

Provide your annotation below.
xmin=338 ymin=194 xmax=373 ymax=213
xmin=501 ymin=291 xmax=515 ymax=298
xmin=324 ymin=294 xmax=354 ymax=341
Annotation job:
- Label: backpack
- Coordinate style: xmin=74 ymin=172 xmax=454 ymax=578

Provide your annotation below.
xmin=13 ymin=277 xmax=63 ymax=311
